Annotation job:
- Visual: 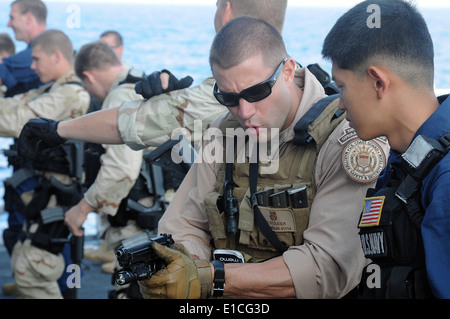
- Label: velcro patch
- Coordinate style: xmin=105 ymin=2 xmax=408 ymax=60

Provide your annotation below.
xmin=360 ymin=230 xmax=387 ymax=258
xmin=359 ymin=196 xmax=385 ymax=227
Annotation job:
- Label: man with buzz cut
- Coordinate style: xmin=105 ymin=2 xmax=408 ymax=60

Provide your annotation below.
xmin=1 ymin=29 xmax=90 ymax=299
xmin=136 ymin=17 xmax=390 ymax=299
xmin=322 ymin=0 xmax=450 ymax=299
xmin=65 ymin=40 xmax=149 ymax=298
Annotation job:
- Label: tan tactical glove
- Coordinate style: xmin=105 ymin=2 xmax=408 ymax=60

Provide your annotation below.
xmin=138 ymin=242 xmax=212 ymax=299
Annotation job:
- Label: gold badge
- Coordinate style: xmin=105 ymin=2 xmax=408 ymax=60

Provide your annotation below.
xmin=341 ymin=138 xmax=386 ymax=184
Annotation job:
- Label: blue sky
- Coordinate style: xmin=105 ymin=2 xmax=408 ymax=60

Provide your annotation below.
xmin=44 ymin=0 xmax=450 ymax=8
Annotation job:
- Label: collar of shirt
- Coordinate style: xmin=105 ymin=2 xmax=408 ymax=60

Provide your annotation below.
xmin=281 ymin=67 xmax=327 ymax=144
xmin=377 ymin=95 xmax=450 ymax=188
xmin=277 ymin=67 xmax=327 ymax=158
xmin=414 ymin=95 xmax=450 ymax=141
xmin=110 ymin=67 xmax=131 ymax=92
xmin=53 ymin=69 xmax=80 ymax=89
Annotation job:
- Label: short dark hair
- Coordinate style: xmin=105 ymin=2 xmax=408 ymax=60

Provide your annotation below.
xmin=74 ymin=41 xmax=121 ymax=80
xmin=224 ymin=0 xmax=288 ymax=33
xmin=209 ymin=16 xmax=288 ymax=71
xmin=322 ymin=0 xmax=434 ymax=88
xmin=100 ymin=30 xmax=124 ymax=48
xmin=12 ymin=0 xmax=47 ymax=24
xmin=0 ymin=33 xmax=15 ymax=56
xmin=31 ymin=29 xmax=74 ymax=64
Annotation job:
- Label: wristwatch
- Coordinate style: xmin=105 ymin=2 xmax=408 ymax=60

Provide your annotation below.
xmin=211 ymin=260 xmax=225 ymax=297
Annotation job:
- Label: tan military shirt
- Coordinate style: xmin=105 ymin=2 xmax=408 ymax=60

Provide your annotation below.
xmin=157 ymin=68 xmax=391 ymax=299
xmin=84 ymin=69 xmax=144 ymax=216
xmin=6 ymin=71 xmax=90 ymax=299
xmin=117 ymin=77 xmax=228 ymax=149
xmin=0 ymin=70 xmax=90 ymax=138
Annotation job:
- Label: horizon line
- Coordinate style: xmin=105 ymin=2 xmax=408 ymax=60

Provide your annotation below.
xmin=43 ymin=0 xmax=450 ymax=8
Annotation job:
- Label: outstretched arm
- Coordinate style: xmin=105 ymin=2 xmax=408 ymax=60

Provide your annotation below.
xmin=58 ymin=107 xmax=123 ymax=144
xmin=18 ymin=107 xmax=123 ymax=160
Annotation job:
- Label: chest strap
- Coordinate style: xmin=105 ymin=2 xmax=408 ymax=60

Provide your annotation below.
xmin=293 ymin=94 xmax=342 ymax=146
xmin=249 ymin=159 xmax=288 ymax=253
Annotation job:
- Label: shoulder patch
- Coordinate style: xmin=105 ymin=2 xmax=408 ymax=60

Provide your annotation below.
xmin=341 ymin=138 xmax=386 ymax=184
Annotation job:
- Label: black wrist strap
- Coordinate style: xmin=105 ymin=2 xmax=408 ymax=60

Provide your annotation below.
xmin=211 ymin=260 xmax=225 ymax=297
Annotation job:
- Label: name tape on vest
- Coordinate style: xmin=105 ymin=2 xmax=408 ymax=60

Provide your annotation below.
xmin=260 ymin=209 xmax=296 ymax=233
xmin=360 ymin=230 xmax=387 ymax=258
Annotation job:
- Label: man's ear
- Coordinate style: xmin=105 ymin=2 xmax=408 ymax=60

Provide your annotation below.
xmin=283 ymin=58 xmax=297 ymax=83
xmin=367 ymin=66 xmax=390 ymax=99
xmin=221 ymin=1 xmax=234 ymax=26
xmin=52 ymin=50 xmax=63 ymax=64
xmin=82 ymin=70 xmax=95 ymax=84
xmin=24 ymin=12 xmax=35 ymax=26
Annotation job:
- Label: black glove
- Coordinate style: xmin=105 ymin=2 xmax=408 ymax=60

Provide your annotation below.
xmin=18 ymin=118 xmax=66 ymax=160
xmin=135 ymin=69 xmax=194 ymax=99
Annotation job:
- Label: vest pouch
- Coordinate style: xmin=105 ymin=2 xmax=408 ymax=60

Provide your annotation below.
xmin=3 ymin=181 xmax=26 ymax=214
xmin=363 ymin=266 xmax=434 ymax=299
xmin=386 ymin=266 xmax=417 ymax=299
xmin=50 ymin=177 xmax=83 ymax=207
xmin=24 ymin=177 xmax=53 ymax=222
xmin=31 ymin=207 xmax=70 ymax=255
xmin=204 ymin=191 xmax=228 ymax=249
xmin=256 ymin=207 xmax=296 ymax=249
xmin=244 ymin=183 xmax=311 ymax=252
xmin=358 ymin=187 xmax=420 ymax=266
xmin=239 ymin=181 xmax=312 ymax=253
xmin=108 ymin=198 xmax=133 ymax=227
xmin=3 ymin=168 xmax=38 ymax=214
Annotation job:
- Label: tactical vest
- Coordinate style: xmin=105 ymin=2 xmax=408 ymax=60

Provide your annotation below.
xmin=358 ymin=133 xmax=450 ymax=299
xmin=79 ymin=68 xmax=179 ymax=230
xmin=204 ymin=95 xmax=345 ymax=261
xmin=107 ymin=151 xmax=170 ymax=231
xmin=3 ymin=140 xmax=85 ymax=255
xmin=3 ymin=79 xmax=87 ymax=255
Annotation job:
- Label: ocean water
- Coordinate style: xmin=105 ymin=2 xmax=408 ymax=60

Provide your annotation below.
xmin=1 ymin=3 xmax=449 ymax=87
xmin=0 ymin=2 xmax=449 ymax=238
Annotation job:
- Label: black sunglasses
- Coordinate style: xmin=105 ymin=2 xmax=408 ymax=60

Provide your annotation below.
xmin=213 ymin=57 xmax=289 ymax=107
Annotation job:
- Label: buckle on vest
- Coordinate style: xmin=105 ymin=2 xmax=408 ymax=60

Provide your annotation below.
xmin=440 ymin=133 xmax=450 ymax=153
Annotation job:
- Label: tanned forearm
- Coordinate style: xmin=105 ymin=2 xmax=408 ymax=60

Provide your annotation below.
xmin=222 ymin=257 xmax=296 ymax=299
xmin=58 ymin=107 xmax=124 ymax=144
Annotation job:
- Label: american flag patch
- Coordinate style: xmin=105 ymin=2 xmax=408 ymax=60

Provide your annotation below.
xmin=359 ymin=196 xmax=385 ymax=227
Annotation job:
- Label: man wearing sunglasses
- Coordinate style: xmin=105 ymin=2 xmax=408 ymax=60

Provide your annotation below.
xmin=135 ymin=17 xmax=390 ymax=299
